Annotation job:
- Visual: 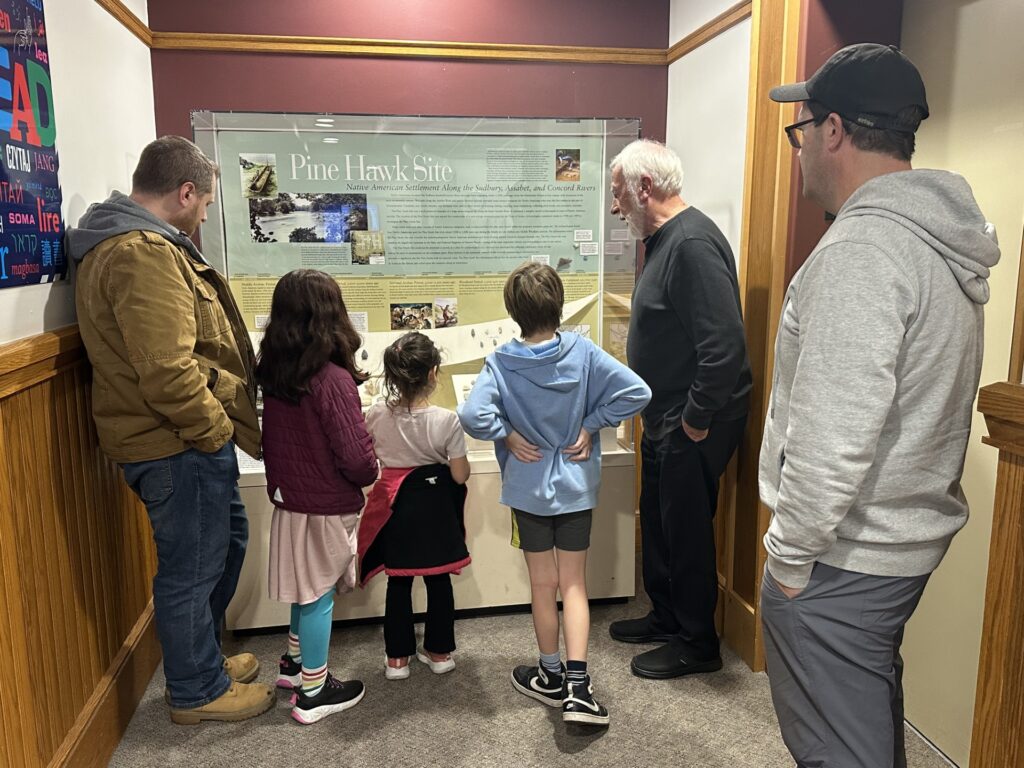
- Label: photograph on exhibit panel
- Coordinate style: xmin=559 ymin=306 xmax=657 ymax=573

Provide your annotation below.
xmin=351 ymin=230 xmax=386 ymax=265
xmin=390 ymin=302 xmax=434 ymax=330
xmin=249 ymin=193 xmax=368 ymax=243
xmin=239 ymin=153 xmax=278 ymax=198
xmin=434 ymin=297 xmax=458 ymax=328
xmin=555 ymin=148 xmax=581 ymax=182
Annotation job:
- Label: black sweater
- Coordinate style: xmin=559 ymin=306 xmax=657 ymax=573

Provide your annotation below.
xmin=626 ymin=207 xmax=751 ymax=438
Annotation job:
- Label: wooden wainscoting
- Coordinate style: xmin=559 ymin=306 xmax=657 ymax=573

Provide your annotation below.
xmin=0 ymin=326 xmax=158 ymax=768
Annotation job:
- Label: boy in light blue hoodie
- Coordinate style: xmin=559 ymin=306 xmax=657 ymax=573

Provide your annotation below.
xmin=459 ymin=262 xmax=651 ymax=726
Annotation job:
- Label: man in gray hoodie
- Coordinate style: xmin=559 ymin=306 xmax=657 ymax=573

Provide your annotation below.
xmin=759 ymin=44 xmax=1000 ymax=768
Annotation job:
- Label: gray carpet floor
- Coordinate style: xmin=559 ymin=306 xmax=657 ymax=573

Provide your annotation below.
xmin=111 ymin=571 xmax=952 ymax=768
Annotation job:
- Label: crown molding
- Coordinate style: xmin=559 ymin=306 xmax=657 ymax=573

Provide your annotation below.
xmin=150 ymin=30 xmax=666 ymax=65
xmin=95 ymin=0 xmax=152 ymax=46
xmin=667 ymin=1 xmax=753 ymax=64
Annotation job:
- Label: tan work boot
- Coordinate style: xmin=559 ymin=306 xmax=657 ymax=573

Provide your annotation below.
xmin=169 ymin=681 xmax=274 ymax=725
xmin=224 ymin=653 xmax=260 ymax=683
xmin=164 ymin=654 xmax=261 ymax=704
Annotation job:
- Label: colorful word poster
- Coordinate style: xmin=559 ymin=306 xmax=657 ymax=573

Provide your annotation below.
xmin=0 ymin=0 xmax=64 ymax=288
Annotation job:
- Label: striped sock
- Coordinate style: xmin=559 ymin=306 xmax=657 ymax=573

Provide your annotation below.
xmin=301 ymin=663 xmax=328 ymax=697
xmin=540 ymin=651 xmax=562 ymax=676
xmin=566 ymin=660 xmax=587 ymax=686
xmin=287 ymin=632 xmax=302 ymax=664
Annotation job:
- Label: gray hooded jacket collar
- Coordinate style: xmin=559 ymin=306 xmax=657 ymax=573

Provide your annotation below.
xmin=66 ymin=191 xmax=209 ymax=265
xmin=837 ymin=169 xmax=999 ymax=304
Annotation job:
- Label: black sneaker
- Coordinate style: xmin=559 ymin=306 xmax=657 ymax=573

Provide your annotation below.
xmin=290 ymin=674 xmax=365 ymax=725
xmin=277 ymin=654 xmax=301 ymax=689
xmin=511 ymin=663 xmax=565 ymax=707
xmin=609 ymin=615 xmax=675 ymax=644
xmin=630 ymin=638 xmax=723 ymax=680
xmin=562 ymin=677 xmax=610 ymax=726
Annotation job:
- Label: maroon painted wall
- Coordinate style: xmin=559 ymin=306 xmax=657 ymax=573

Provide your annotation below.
xmin=148 ymin=0 xmax=667 ymax=48
xmin=148 ymin=1 xmax=669 ymax=142
xmin=784 ymin=0 xmax=904 ymax=282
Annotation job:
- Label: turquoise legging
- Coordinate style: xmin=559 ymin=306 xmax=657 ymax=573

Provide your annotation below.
xmin=289 ymin=590 xmax=335 ymax=671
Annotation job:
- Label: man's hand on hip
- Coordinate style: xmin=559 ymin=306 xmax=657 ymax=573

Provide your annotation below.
xmin=774 ymin=578 xmax=804 ymax=599
xmin=682 ymin=419 xmax=709 ymax=442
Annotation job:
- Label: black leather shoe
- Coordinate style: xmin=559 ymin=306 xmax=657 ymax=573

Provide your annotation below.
xmin=608 ymin=615 xmax=676 ymax=644
xmin=630 ymin=639 xmax=723 ymax=679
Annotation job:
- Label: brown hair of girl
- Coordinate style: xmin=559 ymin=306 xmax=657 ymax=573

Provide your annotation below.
xmin=382 ymin=331 xmax=441 ymax=409
xmin=255 ymin=269 xmax=367 ymax=404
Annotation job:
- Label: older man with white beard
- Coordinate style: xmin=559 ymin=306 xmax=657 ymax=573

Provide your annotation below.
xmin=608 ymin=139 xmax=751 ymax=679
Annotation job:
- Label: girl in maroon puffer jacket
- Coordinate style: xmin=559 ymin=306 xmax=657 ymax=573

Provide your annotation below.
xmin=255 ymin=269 xmax=379 ymax=725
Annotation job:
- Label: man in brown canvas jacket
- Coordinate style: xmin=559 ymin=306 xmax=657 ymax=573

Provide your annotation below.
xmin=67 ymin=136 xmax=273 ymax=724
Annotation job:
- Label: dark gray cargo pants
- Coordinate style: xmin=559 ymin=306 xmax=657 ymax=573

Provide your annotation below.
xmin=761 ymin=562 xmax=930 ymax=768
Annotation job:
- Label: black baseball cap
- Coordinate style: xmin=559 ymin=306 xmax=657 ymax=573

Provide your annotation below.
xmin=770 ymin=43 xmax=929 ymax=132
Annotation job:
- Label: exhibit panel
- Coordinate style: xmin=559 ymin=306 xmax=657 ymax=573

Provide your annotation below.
xmin=195 ymin=113 xmax=640 ymax=419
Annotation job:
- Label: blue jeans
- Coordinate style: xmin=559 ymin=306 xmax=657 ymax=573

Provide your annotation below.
xmin=122 ymin=441 xmax=248 ymax=708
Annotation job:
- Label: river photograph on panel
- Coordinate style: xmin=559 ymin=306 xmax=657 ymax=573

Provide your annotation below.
xmin=249 ymin=193 xmax=368 ymax=243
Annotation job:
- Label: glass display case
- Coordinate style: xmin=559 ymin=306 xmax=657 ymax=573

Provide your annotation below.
xmin=194 ymin=112 xmax=641 ymax=452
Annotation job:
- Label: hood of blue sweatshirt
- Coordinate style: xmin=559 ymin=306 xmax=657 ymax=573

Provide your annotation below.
xmin=493 ymin=332 xmax=582 ymax=393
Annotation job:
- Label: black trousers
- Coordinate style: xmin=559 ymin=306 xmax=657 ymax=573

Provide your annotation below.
xmin=384 ymin=574 xmax=456 ymax=658
xmin=639 ymin=417 xmax=746 ymax=659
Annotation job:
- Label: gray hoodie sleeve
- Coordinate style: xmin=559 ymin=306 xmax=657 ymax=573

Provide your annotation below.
xmin=764 ymin=242 xmax=917 ymax=589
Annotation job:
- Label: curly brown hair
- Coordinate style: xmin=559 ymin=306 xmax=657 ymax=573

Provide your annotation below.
xmin=382 ymin=331 xmax=441 ymax=409
xmin=255 ymin=270 xmax=367 ymax=404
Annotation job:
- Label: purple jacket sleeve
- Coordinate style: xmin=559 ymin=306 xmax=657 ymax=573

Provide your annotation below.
xmin=311 ymin=368 xmax=379 ymax=488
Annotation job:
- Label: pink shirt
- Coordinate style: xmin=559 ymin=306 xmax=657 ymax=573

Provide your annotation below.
xmin=365 ymin=403 xmax=467 ymax=468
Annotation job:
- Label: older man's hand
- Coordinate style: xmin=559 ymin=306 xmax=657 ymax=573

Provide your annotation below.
xmin=682 ymin=419 xmax=709 ymax=442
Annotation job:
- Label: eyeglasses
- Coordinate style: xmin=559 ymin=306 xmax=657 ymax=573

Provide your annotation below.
xmin=784 ymin=117 xmax=819 ymax=149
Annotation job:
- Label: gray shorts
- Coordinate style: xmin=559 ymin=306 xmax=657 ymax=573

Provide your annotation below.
xmin=512 ymin=508 xmax=592 ymax=552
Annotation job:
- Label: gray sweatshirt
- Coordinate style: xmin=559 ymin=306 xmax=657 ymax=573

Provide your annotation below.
xmin=759 ymin=169 xmax=1001 ymax=589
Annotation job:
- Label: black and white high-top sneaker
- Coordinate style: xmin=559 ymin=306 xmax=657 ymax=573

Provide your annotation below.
xmin=562 ymin=677 xmax=610 ymax=725
xmin=511 ymin=662 xmax=565 ymax=707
